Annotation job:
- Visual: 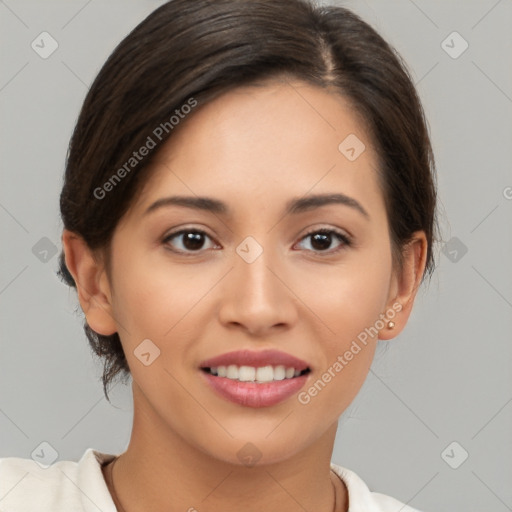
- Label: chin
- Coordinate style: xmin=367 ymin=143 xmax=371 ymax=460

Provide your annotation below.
xmin=196 ymin=433 xmax=308 ymax=468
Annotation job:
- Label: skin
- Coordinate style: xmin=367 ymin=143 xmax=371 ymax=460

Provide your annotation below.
xmin=62 ymin=78 xmax=427 ymax=512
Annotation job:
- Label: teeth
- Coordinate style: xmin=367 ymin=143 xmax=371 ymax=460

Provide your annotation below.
xmin=255 ymin=366 xmax=274 ymax=383
xmin=226 ymin=364 xmax=238 ymax=379
xmin=207 ymin=364 xmax=307 ymax=383
xmin=239 ymin=366 xmax=256 ymax=382
xmin=272 ymin=365 xmax=286 ymax=381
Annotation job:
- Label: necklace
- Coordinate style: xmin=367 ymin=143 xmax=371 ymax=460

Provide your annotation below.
xmin=107 ymin=456 xmax=338 ymax=512
xmin=331 ymin=469 xmax=339 ymax=512
xmin=107 ymin=456 xmax=126 ymax=512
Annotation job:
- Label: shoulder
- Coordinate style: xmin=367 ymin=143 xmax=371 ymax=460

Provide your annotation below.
xmin=330 ymin=462 xmax=424 ymax=512
xmin=0 ymin=448 xmax=117 ymax=511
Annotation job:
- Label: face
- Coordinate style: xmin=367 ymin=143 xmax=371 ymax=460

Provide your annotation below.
xmin=98 ymin=79 xmax=406 ymax=465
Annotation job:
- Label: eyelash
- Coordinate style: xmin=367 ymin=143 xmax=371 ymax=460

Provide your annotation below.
xmin=162 ymin=227 xmax=352 ymax=256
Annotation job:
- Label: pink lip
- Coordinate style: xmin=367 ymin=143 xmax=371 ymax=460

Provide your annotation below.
xmin=200 ymin=371 xmax=310 ymax=408
xmin=199 ymin=349 xmax=311 ymax=408
xmin=199 ymin=349 xmax=311 ymax=371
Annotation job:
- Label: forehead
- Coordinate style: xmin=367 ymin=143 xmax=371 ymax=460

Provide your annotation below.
xmin=130 ymin=79 xmax=385 ymax=221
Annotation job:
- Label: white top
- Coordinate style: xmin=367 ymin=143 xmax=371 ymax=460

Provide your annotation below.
xmin=0 ymin=448 xmax=422 ymax=511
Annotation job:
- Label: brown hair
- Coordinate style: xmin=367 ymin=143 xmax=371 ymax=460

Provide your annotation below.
xmin=58 ymin=0 xmax=438 ymax=401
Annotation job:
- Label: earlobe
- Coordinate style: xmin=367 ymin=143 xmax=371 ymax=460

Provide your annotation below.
xmin=61 ymin=229 xmax=118 ymax=336
xmin=379 ymin=231 xmax=428 ymax=341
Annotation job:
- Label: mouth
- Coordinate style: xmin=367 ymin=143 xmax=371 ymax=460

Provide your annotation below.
xmin=198 ymin=349 xmax=312 ymax=407
xmin=200 ymin=365 xmax=311 ymax=383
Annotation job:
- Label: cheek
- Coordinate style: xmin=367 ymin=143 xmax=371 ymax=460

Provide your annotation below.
xmin=296 ymin=248 xmax=391 ymax=406
xmin=110 ymin=246 xmax=202 ymax=339
xmin=305 ymin=251 xmax=391 ymax=342
xmin=109 ymin=247 xmax=222 ymax=365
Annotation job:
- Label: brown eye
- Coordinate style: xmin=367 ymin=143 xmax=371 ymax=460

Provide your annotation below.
xmin=163 ymin=229 xmax=217 ymax=253
xmin=296 ymin=228 xmax=351 ymax=254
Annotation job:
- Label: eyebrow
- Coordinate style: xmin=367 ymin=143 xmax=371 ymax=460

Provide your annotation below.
xmin=144 ymin=193 xmax=370 ymax=220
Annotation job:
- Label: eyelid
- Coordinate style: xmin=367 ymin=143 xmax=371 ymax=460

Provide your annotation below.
xmin=162 ymin=226 xmax=218 ymax=246
xmin=300 ymin=225 xmax=352 ymax=242
xmin=294 ymin=226 xmax=352 ymax=253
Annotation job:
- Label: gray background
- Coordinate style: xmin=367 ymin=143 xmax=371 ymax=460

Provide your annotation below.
xmin=1 ymin=1 xmax=511 ymax=511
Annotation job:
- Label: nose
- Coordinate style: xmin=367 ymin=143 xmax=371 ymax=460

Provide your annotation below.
xmin=217 ymin=242 xmax=298 ymax=336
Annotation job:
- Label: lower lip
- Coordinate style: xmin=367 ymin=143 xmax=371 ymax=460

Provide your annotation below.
xmin=200 ymin=371 xmax=310 ymax=408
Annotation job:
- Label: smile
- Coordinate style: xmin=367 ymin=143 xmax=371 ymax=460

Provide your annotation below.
xmin=202 ymin=364 xmax=310 ymax=382
xmin=199 ymin=349 xmax=312 ymax=407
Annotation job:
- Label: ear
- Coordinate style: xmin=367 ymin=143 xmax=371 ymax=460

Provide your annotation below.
xmin=61 ymin=229 xmax=117 ymax=336
xmin=379 ymin=231 xmax=428 ymax=340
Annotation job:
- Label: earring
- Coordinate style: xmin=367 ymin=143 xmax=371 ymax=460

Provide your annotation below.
xmin=387 ymin=321 xmax=395 ymax=329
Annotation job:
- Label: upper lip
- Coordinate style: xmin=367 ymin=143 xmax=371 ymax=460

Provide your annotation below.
xmin=199 ymin=349 xmax=310 ymax=371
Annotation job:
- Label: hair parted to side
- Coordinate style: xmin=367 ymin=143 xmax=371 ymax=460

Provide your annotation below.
xmin=58 ymin=0 xmax=439 ymax=401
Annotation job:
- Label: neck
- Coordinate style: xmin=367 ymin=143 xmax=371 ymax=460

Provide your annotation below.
xmin=105 ymin=383 xmax=348 ymax=512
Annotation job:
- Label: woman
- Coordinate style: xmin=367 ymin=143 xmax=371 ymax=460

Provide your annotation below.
xmin=0 ymin=0 xmax=437 ymax=510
